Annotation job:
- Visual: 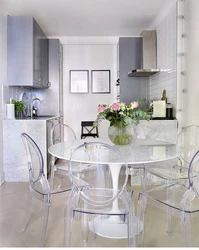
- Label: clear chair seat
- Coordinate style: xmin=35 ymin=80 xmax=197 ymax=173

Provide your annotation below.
xmin=142 ymin=183 xmax=199 ymax=213
xmin=146 ymin=166 xmax=199 ymax=181
xmin=54 ymin=159 xmax=94 ymax=174
xmin=73 ymin=188 xmax=132 ymax=215
xmin=147 ymin=166 xmax=199 ymax=182
xmin=144 ymin=125 xmax=199 ymax=187
xmin=48 ymin=175 xmax=72 ymax=194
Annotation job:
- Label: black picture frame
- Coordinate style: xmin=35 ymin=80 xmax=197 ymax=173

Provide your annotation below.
xmin=91 ymin=70 xmax=111 ymax=94
xmin=69 ymin=70 xmax=89 ymax=93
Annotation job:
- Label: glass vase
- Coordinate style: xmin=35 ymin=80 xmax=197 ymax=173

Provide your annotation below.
xmin=108 ymin=124 xmax=134 ymax=145
xmin=15 ymin=111 xmax=23 ymax=119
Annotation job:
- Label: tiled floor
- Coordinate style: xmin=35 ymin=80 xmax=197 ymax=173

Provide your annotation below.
xmin=0 ymin=180 xmax=198 ymax=247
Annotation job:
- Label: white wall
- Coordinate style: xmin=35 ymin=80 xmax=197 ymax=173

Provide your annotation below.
xmin=183 ymin=0 xmax=199 ymax=126
xmin=0 ymin=12 xmax=7 ymax=184
xmin=63 ymin=40 xmax=117 ymax=139
xmin=148 ymin=2 xmax=177 ymax=115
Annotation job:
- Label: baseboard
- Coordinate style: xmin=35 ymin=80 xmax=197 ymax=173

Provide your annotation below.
xmin=0 ymin=172 xmax=5 ymax=185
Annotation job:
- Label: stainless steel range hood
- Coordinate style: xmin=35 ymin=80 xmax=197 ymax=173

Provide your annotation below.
xmin=128 ymin=30 xmax=160 ymax=77
xmin=128 ymin=69 xmax=159 ymax=77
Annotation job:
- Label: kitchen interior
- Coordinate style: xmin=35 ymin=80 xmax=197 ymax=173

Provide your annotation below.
xmin=0 ymin=0 xmax=199 ymax=247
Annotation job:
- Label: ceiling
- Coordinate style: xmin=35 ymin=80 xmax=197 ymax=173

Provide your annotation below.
xmin=1 ymin=0 xmax=167 ymax=37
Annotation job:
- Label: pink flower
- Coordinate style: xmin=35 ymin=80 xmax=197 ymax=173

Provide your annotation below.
xmin=111 ymin=102 xmax=120 ymax=111
xmin=131 ymin=102 xmax=139 ymax=109
xmin=98 ymin=104 xmax=105 ymax=113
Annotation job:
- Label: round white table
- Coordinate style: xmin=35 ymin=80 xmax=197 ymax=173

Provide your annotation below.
xmin=48 ymin=137 xmax=182 ymax=165
xmin=48 ymin=138 xmax=182 ymax=239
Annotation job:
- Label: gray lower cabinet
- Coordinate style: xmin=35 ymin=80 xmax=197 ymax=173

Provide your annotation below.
xmin=7 ymin=16 xmax=49 ymax=88
xmin=3 ymin=116 xmax=61 ymax=182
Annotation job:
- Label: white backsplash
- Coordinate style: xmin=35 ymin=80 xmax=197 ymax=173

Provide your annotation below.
xmin=4 ymin=86 xmax=58 ymax=117
xmin=148 ymin=4 xmax=177 ymax=116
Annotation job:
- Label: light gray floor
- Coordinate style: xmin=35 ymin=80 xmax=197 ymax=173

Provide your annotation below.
xmin=0 ymin=180 xmax=198 ymax=247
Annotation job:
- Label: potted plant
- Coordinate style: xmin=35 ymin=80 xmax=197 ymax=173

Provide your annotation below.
xmin=12 ymin=100 xmax=25 ymax=118
xmin=94 ymin=101 xmax=150 ymax=145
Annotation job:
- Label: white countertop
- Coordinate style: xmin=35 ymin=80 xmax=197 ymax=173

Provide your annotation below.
xmin=13 ymin=116 xmax=60 ymax=121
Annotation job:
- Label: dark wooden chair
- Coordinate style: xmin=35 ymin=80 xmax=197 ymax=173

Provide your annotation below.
xmin=81 ymin=121 xmax=99 ymax=139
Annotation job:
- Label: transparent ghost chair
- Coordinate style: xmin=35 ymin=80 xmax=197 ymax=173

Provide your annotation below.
xmin=138 ymin=149 xmax=199 ymax=247
xmin=64 ymin=142 xmax=137 ymax=247
xmin=21 ymin=133 xmax=73 ymax=246
xmin=50 ymin=123 xmax=94 ymax=178
xmin=142 ymin=125 xmax=199 ymax=189
xmin=50 ymin=123 xmax=76 ymax=177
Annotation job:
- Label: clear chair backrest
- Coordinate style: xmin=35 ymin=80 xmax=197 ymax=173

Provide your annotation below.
xmin=188 ymin=150 xmax=199 ymax=195
xmin=21 ymin=133 xmax=44 ymax=183
xmin=176 ymin=125 xmax=199 ymax=166
xmin=69 ymin=142 xmax=128 ymax=206
xmin=51 ymin=123 xmax=76 ymax=145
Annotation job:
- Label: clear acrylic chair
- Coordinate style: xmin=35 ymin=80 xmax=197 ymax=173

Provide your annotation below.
xmin=50 ymin=123 xmax=93 ymax=177
xmin=64 ymin=142 xmax=137 ymax=247
xmin=143 ymin=125 xmax=199 ymax=189
xmin=138 ymin=149 xmax=199 ymax=247
xmin=21 ymin=133 xmax=72 ymax=246
xmin=50 ymin=123 xmax=76 ymax=177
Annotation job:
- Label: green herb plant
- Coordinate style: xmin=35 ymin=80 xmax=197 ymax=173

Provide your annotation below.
xmin=11 ymin=100 xmax=25 ymax=113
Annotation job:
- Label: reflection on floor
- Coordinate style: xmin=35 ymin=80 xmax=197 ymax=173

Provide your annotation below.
xmin=0 ymin=181 xmax=198 ymax=247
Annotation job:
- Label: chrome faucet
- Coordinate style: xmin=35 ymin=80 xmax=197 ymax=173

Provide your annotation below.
xmin=31 ymin=98 xmax=41 ymax=118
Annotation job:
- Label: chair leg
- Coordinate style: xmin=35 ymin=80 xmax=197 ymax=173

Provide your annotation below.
xmin=89 ymin=214 xmax=96 ymax=239
xmin=64 ymin=190 xmax=76 ymax=247
xmin=180 ymin=210 xmax=192 ymax=247
xmin=127 ymin=200 xmax=136 ymax=247
xmin=50 ymin=156 xmax=56 ymax=179
xmin=166 ymin=183 xmax=175 ymax=236
xmin=137 ymin=193 xmax=147 ymax=246
xmin=81 ymin=211 xmax=89 ymax=244
xmin=139 ymin=167 xmax=146 ymax=191
xmin=180 ymin=188 xmax=195 ymax=247
xmin=166 ymin=206 xmax=174 ymax=236
xmin=21 ymin=188 xmax=32 ymax=232
xmin=39 ymin=195 xmax=51 ymax=247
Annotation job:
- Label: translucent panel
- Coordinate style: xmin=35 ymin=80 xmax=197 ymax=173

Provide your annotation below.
xmin=51 ymin=123 xmax=76 ymax=145
xmin=69 ymin=142 xmax=128 ymax=206
xmin=177 ymin=125 xmax=199 ymax=166
xmin=21 ymin=133 xmax=73 ymax=246
xmin=64 ymin=142 xmax=136 ymax=247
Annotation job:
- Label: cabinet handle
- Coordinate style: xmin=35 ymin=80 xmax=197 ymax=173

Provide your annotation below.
xmin=47 ymin=82 xmax=51 ymax=87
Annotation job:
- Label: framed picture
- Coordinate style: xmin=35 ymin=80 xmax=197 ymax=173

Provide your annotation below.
xmin=70 ymin=70 xmax=89 ymax=93
xmin=91 ymin=70 xmax=111 ymax=94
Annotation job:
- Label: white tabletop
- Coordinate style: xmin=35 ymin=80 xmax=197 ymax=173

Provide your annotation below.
xmin=48 ymin=138 xmax=182 ymax=165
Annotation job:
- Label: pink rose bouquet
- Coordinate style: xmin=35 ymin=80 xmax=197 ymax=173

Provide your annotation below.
xmin=94 ymin=101 xmax=150 ymax=128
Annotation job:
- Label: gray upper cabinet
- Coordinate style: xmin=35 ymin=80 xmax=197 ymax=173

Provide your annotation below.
xmin=37 ymin=39 xmax=63 ymax=116
xmin=7 ymin=16 xmax=49 ymax=88
xmin=48 ymin=39 xmax=63 ymax=116
xmin=118 ymin=37 xmax=148 ymax=104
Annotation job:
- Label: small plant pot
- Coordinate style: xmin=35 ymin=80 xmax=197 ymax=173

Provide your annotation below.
xmin=15 ymin=111 xmax=23 ymax=119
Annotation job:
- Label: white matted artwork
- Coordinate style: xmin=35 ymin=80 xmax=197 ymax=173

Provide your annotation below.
xmin=91 ymin=70 xmax=111 ymax=94
xmin=70 ymin=70 xmax=89 ymax=93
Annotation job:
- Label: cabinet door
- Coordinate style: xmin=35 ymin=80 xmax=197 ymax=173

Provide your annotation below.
xmin=7 ymin=16 xmax=33 ymax=87
xmin=33 ymin=20 xmax=42 ymax=86
xmin=119 ymin=37 xmax=148 ymax=104
xmin=41 ymin=30 xmax=49 ymax=87
xmin=59 ymin=43 xmax=63 ymax=115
